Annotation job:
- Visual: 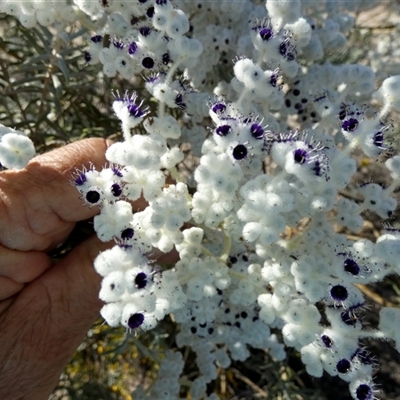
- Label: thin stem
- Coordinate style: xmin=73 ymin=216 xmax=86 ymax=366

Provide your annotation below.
xmin=218 ymin=231 xmax=232 ymax=263
xmin=384 ymin=176 xmax=400 ymax=197
xmin=165 ymin=57 xmax=184 ymax=86
xmin=201 ymin=245 xmax=214 ymax=258
xmin=356 ymin=329 xmax=386 ymax=340
xmin=158 ymin=57 xmax=185 ymax=118
xmin=236 ymin=88 xmax=250 ymax=115
xmin=169 ymin=166 xmax=184 ymax=183
xmin=378 ymin=101 xmax=392 ymax=121
xmin=74 ymin=8 xmax=99 ymax=32
xmin=228 ymin=269 xmax=265 ymax=291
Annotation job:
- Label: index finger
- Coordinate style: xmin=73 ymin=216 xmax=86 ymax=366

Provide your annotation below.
xmin=26 ymin=138 xmax=112 ymax=222
xmin=0 ymin=138 xmax=110 ymax=251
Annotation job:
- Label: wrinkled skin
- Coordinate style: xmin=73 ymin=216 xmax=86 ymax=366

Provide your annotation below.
xmin=0 ymin=139 xmax=117 ymax=399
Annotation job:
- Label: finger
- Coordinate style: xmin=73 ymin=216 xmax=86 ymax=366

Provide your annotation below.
xmin=0 ymin=246 xmax=52 ymax=283
xmin=0 ymin=246 xmax=52 ymax=302
xmin=25 ymin=138 xmax=112 ymax=223
xmin=0 ymin=236 xmax=112 ymax=400
xmin=0 ymin=138 xmax=111 ymax=251
xmin=0 ymin=297 xmax=15 ymax=314
xmin=0 ymin=235 xmax=111 ymax=326
xmin=0 ymin=276 xmax=23 ymax=301
xmin=29 ymin=235 xmax=112 ymax=325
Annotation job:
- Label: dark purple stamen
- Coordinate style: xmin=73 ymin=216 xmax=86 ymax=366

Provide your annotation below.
xmin=113 ymin=42 xmax=124 ymax=50
xmin=128 ymin=313 xmax=144 ymax=329
xmin=112 ymin=167 xmax=123 ymax=177
xmin=353 ymin=348 xmax=373 ymax=365
xmin=279 ymin=41 xmax=287 ymax=56
xmin=232 ymin=144 xmax=248 ymax=160
xmin=83 ymin=51 xmax=91 ymax=63
xmin=286 ymin=52 xmax=295 ymax=61
xmin=341 ymin=309 xmax=358 ymax=326
xmin=128 ymin=41 xmax=138 ymax=55
xmin=142 ymin=56 xmax=155 ymax=69
xmin=270 ymin=73 xmax=277 ymax=87
xmin=331 ymin=285 xmax=348 ymax=301
xmin=260 ymin=28 xmax=273 ymax=41
xmin=111 ymin=183 xmax=122 ymax=197
xmin=312 ymin=160 xmax=323 ymax=176
xmin=250 ymin=123 xmax=264 ymax=139
xmin=91 ymin=35 xmax=103 ymax=43
xmin=336 ymin=359 xmax=351 ymax=374
xmin=135 ymin=272 xmax=148 ymax=289
xmin=145 ymin=74 xmax=160 ymax=83
xmin=344 ymin=259 xmax=360 ymax=275
xmin=212 ymin=103 xmax=226 ymax=114
xmin=175 ymin=93 xmax=186 ymax=109
xmin=293 ymin=148 xmax=309 ymax=164
xmin=127 ymin=104 xmax=144 ymax=118
xmin=162 ymin=52 xmax=170 ymax=65
xmin=356 ymin=384 xmax=373 ymax=400
xmin=339 ymin=105 xmax=347 ymax=120
xmin=342 ymin=118 xmax=359 ymax=132
xmin=373 ymin=131 xmax=384 ymax=147
xmin=121 ymin=228 xmax=134 ymax=239
xmin=86 ymin=190 xmax=100 ymax=204
xmin=321 ymin=334 xmax=333 ymax=348
xmin=146 ymin=6 xmax=155 ymax=18
xmin=216 ymin=125 xmax=231 ymax=136
xmin=75 ymin=173 xmax=87 ymax=186
xmin=139 ymin=26 xmax=151 ymax=37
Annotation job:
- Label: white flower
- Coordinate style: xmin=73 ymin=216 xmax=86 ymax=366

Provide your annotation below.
xmin=94 ymin=201 xmax=133 ymax=241
xmin=0 ymin=131 xmax=35 ymax=169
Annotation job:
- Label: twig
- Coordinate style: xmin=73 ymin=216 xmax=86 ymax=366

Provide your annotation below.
xmin=230 ymin=367 xmax=268 ymax=398
xmin=355 ymin=284 xmax=397 ymax=308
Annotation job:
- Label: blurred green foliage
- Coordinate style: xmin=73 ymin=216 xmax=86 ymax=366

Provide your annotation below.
xmin=0 ymin=13 xmax=119 ymax=151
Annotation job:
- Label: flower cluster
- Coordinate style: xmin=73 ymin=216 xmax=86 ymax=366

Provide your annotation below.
xmin=74 ymin=1 xmax=400 ymax=398
xmin=0 ymin=124 xmax=35 ymax=170
xmin=4 ymin=0 xmax=400 ymax=399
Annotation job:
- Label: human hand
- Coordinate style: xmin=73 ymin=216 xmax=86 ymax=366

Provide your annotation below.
xmin=0 ymin=139 xmax=113 ymax=400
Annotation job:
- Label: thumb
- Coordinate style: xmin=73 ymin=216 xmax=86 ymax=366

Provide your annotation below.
xmin=0 ymin=236 xmax=110 ymax=400
xmin=38 ymin=235 xmax=111 ymax=329
xmin=0 ymin=235 xmax=110 ymax=350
